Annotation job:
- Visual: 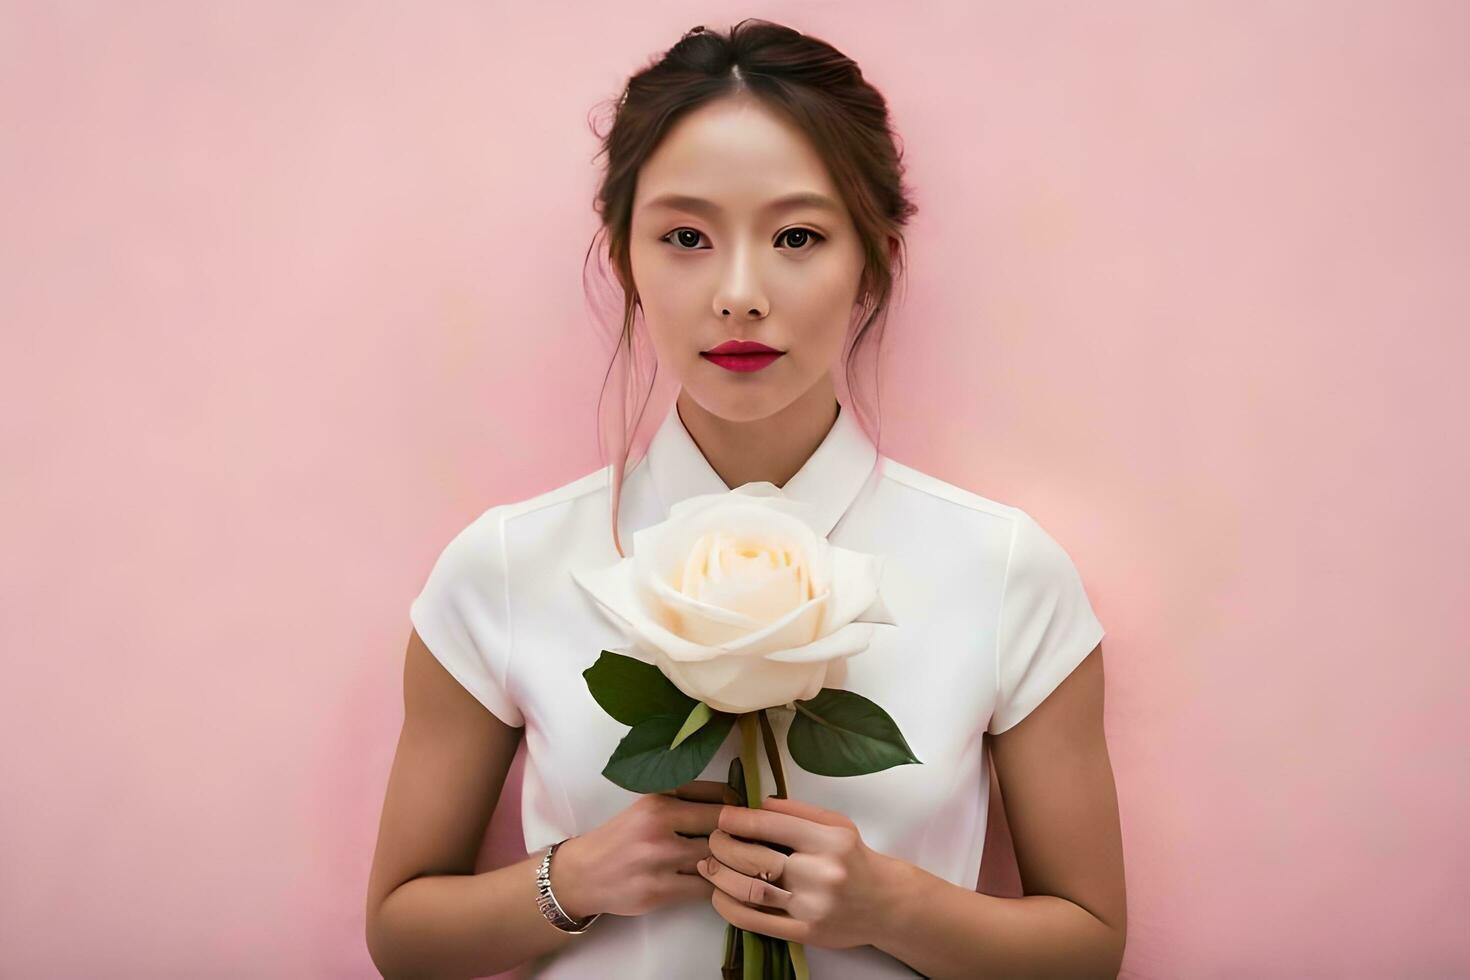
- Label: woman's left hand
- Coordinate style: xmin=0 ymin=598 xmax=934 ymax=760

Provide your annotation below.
xmin=697 ymin=794 xmax=901 ymax=951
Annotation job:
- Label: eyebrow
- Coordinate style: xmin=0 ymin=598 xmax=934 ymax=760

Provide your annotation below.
xmin=639 ymin=191 xmax=842 ymax=217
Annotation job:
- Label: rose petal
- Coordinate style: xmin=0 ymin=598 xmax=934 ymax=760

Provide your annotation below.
xmin=855 ymin=590 xmax=898 ymax=626
xmin=761 ymin=620 xmax=878 ymax=663
xmin=652 ymin=645 xmax=766 ymax=705
xmin=571 ymin=484 xmax=897 ymax=714
xmin=723 ymin=595 xmax=826 ymax=656
xmin=659 ymin=649 xmax=829 ymax=714
xmin=657 ymin=502 xmax=824 ymax=572
xmin=641 ymin=502 xmax=838 ymax=655
xmin=635 ymin=506 xmax=812 ymax=639
xmin=667 ymin=482 xmax=824 ymax=530
xmin=813 ymin=548 xmax=884 ymax=634
xmin=569 ymin=562 xmax=736 ymax=663
xmin=646 ymin=569 xmax=762 ymax=630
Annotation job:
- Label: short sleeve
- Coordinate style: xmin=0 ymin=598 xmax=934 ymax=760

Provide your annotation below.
xmin=987 ymin=509 xmax=1106 ymax=735
xmin=409 ymin=506 xmax=525 ymax=728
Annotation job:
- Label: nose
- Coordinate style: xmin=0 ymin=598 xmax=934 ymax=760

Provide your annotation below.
xmin=712 ymin=241 xmax=768 ymax=320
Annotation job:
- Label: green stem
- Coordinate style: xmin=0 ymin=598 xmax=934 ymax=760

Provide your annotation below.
xmin=743 ymin=711 xmax=807 ymax=978
xmin=757 ymin=709 xmax=788 ymax=799
xmin=789 ymin=940 xmax=809 ymax=980
xmin=742 ymin=927 xmax=763 ymax=979
xmin=738 ymin=714 xmax=763 ymax=807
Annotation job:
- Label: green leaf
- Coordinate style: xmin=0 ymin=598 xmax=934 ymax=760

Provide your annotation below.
xmin=601 ymin=708 xmax=737 ymax=793
xmin=786 ymin=688 xmax=923 ymax=777
xmin=583 ymin=650 xmax=694 ymax=725
xmin=670 ymin=700 xmax=714 ymax=749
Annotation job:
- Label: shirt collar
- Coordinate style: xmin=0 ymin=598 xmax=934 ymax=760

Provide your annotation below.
xmin=642 ymin=397 xmax=879 ymax=539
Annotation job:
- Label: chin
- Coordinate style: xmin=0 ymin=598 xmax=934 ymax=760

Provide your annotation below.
xmin=685 ymin=375 xmax=804 ymax=423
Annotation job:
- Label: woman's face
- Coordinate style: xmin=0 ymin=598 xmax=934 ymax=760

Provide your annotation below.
xmin=628 ymin=95 xmax=866 ymax=422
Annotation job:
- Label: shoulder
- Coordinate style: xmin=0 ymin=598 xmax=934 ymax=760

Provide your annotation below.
xmin=875 ymin=455 xmax=1028 ymax=529
xmin=498 ymin=465 xmax=611 ymax=525
xmin=873 ymin=456 xmax=1085 ymax=573
xmin=428 ymin=463 xmax=615 ymax=577
xmin=447 ymin=465 xmax=611 ymax=542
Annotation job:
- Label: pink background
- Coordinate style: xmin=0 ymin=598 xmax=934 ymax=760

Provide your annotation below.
xmin=3 ymin=2 xmax=1466 ymax=976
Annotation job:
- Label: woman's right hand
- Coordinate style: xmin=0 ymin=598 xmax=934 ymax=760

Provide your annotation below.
xmin=550 ymin=779 xmax=738 ymax=919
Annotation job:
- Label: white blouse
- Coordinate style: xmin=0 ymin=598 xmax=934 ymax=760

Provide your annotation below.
xmin=410 ymin=397 xmax=1106 ymax=979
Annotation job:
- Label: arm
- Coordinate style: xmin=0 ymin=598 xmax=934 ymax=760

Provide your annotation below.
xmin=365 ymin=629 xmax=603 ymax=979
xmin=873 ymin=644 xmax=1127 ymax=979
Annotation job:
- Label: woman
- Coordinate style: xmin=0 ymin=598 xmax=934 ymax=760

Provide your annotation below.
xmin=367 ymin=19 xmax=1125 ymax=979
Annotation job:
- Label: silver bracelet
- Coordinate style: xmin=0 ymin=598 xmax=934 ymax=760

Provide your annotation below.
xmin=535 ymin=838 xmax=603 ymax=934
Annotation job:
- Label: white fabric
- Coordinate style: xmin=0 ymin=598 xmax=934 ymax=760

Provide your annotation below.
xmin=409 ymin=397 xmax=1105 ymax=979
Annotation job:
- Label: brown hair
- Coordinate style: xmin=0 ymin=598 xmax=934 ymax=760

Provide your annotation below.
xmin=582 ymin=18 xmax=919 ymax=557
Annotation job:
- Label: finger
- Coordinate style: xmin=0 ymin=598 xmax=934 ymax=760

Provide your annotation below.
xmin=672 ymin=833 xmax=715 ymax=874
xmin=660 ymin=780 xmax=743 ymax=833
xmin=710 ymin=886 xmax=805 ymax=943
xmin=664 ymin=868 xmax=718 ymax=903
xmin=658 ymin=779 xmax=740 ymax=804
xmin=698 ymin=855 xmax=793 ymax=912
xmin=708 ymin=828 xmax=787 ymax=883
xmin=758 ymin=795 xmax=852 ymax=829
xmin=717 ymin=802 xmax=832 ymax=852
xmin=661 ymin=793 xmax=737 ymax=838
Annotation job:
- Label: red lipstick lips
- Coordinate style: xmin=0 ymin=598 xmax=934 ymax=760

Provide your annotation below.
xmin=701 ymin=339 xmax=785 ymax=373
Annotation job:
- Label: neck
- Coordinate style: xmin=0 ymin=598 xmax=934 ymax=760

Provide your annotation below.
xmin=676 ymin=377 xmax=840 ymax=492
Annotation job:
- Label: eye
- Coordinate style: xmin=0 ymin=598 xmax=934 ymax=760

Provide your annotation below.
xmin=776 ymin=227 xmax=825 ymax=251
xmin=659 ymin=227 xmax=828 ymax=252
xmin=661 ymin=228 xmax=710 ymax=250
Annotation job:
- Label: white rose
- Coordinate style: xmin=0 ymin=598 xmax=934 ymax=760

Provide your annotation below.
xmin=570 ymin=482 xmax=897 ymax=715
